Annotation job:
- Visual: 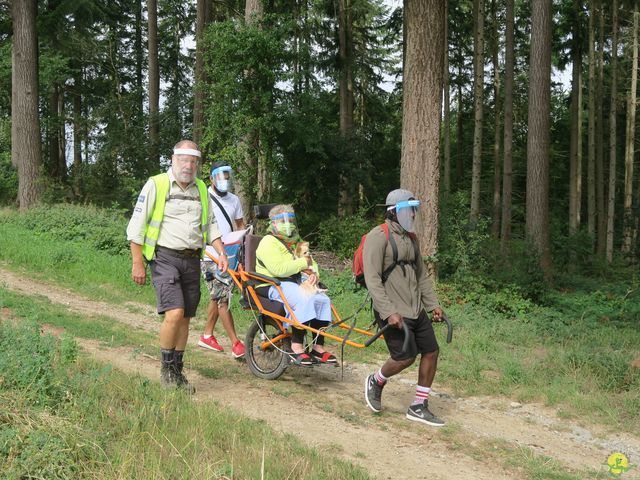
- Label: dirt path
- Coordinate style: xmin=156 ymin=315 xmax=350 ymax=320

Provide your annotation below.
xmin=2 ymin=267 xmax=639 ymax=480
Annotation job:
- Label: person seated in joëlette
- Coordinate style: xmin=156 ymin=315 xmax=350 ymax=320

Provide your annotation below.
xmin=254 ymin=204 xmax=337 ymax=366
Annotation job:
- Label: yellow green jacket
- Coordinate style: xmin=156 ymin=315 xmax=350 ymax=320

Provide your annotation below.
xmin=255 ymin=235 xmax=319 ymax=281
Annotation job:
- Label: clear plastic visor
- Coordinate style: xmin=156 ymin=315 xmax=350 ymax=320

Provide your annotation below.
xmin=270 ymin=212 xmax=297 ymax=237
xmin=211 ymin=166 xmax=233 ymax=192
xmin=393 ymin=200 xmax=421 ymax=233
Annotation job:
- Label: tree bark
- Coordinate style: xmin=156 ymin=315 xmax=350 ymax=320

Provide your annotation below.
xmin=147 ymin=0 xmax=160 ymax=169
xmin=11 ymin=0 xmax=41 ymax=210
xmin=456 ymin=69 xmax=464 ymax=186
xmin=193 ymin=0 xmax=212 ymax=146
xmin=569 ymin=0 xmax=583 ymax=236
xmin=595 ymin=0 xmax=606 ymax=255
xmin=135 ymin=1 xmax=143 ymax=114
xmin=443 ymin=0 xmax=451 ymax=196
xmin=491 ymin=0 xmax=501 ymax=238
xmin=72 ymin=69 xmax=82 ymax=198
xmin=401 ymin=0 xmax=444 ymax=264
xmin=48 ymin=84 xmax=61 ymax=179
xmin=500 ymin=0 xmax=514 ymax=251
xmin=587 ymin=0 xmax=596 ymax=241
xmin=622 ymin=6 xmax=638 ymax=254
xmin=606 ymin=0 xmax=618 ymax=263
xmin=525 ymin=0 xmax=552 ymax=275
xmin=470 ymin=0 xmax=485 ymax=224
xmin=338 ymin=0 xmax=354 ymax=216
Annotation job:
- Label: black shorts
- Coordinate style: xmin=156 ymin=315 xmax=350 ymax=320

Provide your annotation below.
xmin=374 ymin=310 xmax=439 ymax=361
xmin=149 ymin=248 xmax=202 ymax=318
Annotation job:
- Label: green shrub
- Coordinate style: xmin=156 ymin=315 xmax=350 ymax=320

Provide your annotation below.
xmin=9 ymin=203 xmax=130 ymax=256
xmin=315 ymin=208 xmax=379 ymax=259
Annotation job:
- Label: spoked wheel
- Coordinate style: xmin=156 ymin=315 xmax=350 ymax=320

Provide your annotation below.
xmin=245 ymin=316 xmax=291 ymax=380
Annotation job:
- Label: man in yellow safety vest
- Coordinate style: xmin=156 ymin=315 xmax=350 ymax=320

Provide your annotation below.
xmin=127 ymin=140 xmax=228 ymax=392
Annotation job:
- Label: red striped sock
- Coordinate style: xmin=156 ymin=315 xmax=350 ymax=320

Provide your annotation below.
xmin=412 ymin=386 xmax=431 ymax=405
xmin=374 ymin=369 xmax=388 ymax=386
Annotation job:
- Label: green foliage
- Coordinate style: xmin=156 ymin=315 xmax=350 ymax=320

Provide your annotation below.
xmin=7 ymin=203 xmax=130 ymax=256
xmin=0 ymin=134 xmax=17 ymax=206
xmin=315 ymin=207 xmax=379 ymax=259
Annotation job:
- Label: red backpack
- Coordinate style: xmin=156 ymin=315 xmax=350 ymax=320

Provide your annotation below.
xmin=352 ymin=224 xmax=419 ymax=288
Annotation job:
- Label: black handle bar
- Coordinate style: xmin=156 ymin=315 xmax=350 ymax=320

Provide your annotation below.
xmin=365 ymin=322 xmax=410 ymax=354
xmin=365 ymin=313 xmax=453 ymax=351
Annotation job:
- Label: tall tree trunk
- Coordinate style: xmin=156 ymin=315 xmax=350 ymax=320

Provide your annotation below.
xmin=57 ymin=87 xmax=66 ymax=179
xmin=606 ymin=0 xmax=618 ymax=263
xmin=456 ymin=72 xmax=464 ymax=186
xmin=72 ymin=69 xmax=82 ymax=198
xmin=500 ymin=0 xmax=514 ymax=251
xmin=470 ymin=0 xmax=485 ymax=224
xmin=193 ymin=0 xmax=212 ymax=146
xmin=135 ymin=0 xmax=143 ymax=114
xmin=596 ymin=0 xmax=606 ymax=255
xmin=11 ymin=0 xmax=41 ymax=210
xmin=587 ymin=0 xmax=596 ymax=241
xmin=569 ymin=0 xmax=583 ymax=235
xmin=48 ymin=84 xmax=61 ymax=179
xmin=147 ymin=0 xmax=160 ymax=168
xmin=443 ymin=0 xmax=451 ymax=196
xmin=622 ymin=6 xmax=639 ymax=254
xmin=338 ymin=0 xmax=354 ymax=216
xmin=526 ymin=0 xmax=552 ymax=276
xmin=491 ymin=0 xmax=501 ymax=238
xmin=235 ymin=0 xmax=265 ymax=216
xmin=401 ymin=0 xmax=444 ymax=265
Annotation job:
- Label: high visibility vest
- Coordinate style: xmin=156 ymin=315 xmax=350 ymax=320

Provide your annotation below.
xmin=141 ymin=173 xmax=209 ymax=261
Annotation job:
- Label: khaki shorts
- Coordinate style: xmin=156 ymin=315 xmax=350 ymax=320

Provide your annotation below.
xmin=149 ymin=248 xmax=201 ymax=318
xmin=200 ymin=261 xmax=233 ymax=303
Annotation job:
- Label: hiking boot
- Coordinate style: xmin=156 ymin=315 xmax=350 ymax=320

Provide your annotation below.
xmin=231 ymin=340 xmax=245 ymax=359
xmin=160 ymin=349 xmax=177 ymax=388
xmin=364 ymin=373 xmax=384 ymax=413
xmin=406 ymin=400 xmax=444 ymax=427
xmin=198 ymin=335 xmax=224 ymax=352
xmin=174 ymin=352 xmax=195 ymax=395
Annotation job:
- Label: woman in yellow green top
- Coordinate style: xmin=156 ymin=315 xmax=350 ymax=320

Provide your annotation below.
xmin=255 ymin=204 xmax=337 ymax=366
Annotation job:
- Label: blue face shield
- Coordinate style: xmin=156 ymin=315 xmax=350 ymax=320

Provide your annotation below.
xmin=392 ymin=199 xmax=421 ymax=233
xmin=211 ymin=166 xmax=233 ymax=193
xmin=270 ymin=212 xmax=297 ymax=238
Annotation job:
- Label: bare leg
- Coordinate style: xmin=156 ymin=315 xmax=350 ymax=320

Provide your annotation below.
xmin=417 ymin=349 xmax=439 ymax=387
xmin=175 ymin=315 xmax=191 ymax=351
xmin=218 ymin=303 xmax=240 ymax=344
xmin=160 ymin=308 xmax=186 ymax=349
xmin=380 ymin=356 xmax=416 ymax=378
xmin=203 ymin=300 xmax=219 ymax=336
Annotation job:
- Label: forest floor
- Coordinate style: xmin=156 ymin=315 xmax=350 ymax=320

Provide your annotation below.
xmin=2 ymin=266 xmax=640 ymax=480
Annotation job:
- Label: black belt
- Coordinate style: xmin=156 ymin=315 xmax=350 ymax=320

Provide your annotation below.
xmin=157 ymin=246 xmax=202 ymax=258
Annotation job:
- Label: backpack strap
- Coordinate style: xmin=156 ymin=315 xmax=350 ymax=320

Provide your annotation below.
xmin=380 ymin=224 xmax=420 ymax=282
xmin=209 ymin=192 xmax=235 ymax=233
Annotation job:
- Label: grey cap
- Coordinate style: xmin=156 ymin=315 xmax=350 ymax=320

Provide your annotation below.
xmin=385 ymin=188 xmax=416 ymax=206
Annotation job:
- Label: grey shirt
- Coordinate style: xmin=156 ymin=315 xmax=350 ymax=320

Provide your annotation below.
xmin=362 ymin=219 xmax=440 ymax=320
xmin=126 ymin=168 xmax=221 ymax=250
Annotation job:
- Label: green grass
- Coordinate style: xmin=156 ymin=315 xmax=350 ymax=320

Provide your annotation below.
xmin=0 ymin=306 xmax=370 ymax=480
xmin=1 ymin=206 xmax=639 ymax=437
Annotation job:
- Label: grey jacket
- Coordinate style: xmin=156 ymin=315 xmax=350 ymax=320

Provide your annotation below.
xmin=362 ymin=219 xmax=440 ymax=320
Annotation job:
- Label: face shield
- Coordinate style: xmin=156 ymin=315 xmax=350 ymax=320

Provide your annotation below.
xmin=270 ymin=212 xmax=297 ymax=238
xmin=391 ymin=199 xmax=421 ymax=233
xmin=211 ymin=166 xmax=233 ymax=193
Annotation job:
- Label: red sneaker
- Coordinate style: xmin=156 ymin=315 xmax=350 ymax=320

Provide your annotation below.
xmin=198 ymin=335 xmax=224 ymax=352
xmin=231 ymin=340 xmax=245 ymax=359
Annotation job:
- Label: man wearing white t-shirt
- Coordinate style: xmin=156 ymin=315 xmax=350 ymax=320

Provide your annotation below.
xmin=199 ymin=161 xmax=246 ymax=358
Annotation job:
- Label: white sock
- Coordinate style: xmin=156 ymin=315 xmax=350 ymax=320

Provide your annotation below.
xmin=412 ymin=386 xmax=431 ymax=405
xmin=374 ymin=369 xmax=388 ymax=385
xmin=203 ymin=334 xmax=212 ymax=339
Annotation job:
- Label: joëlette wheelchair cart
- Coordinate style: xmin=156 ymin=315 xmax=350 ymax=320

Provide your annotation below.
xmin=208 ymin=204 xmax=453 ymax=381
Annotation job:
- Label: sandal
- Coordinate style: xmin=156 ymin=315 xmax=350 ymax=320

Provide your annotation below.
xmin=311 ymin=350 xmax=338 ymax=364
xmin=291 ymin=352 xmax=314 ymax=366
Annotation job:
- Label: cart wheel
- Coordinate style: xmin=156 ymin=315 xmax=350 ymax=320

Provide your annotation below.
xmin=245 ymin=316 xmax=290 ymax=380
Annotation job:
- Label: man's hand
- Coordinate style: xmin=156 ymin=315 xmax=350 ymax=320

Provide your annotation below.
xmin=386 ymin=313 xmax=404 ymax=329
xmin=132 ymin=262 xmax=146 ymax=285
xmin=218 ymin=253 xmax=229 ymax=273
xmin=431 ymin=307 xmax=444 ymax=322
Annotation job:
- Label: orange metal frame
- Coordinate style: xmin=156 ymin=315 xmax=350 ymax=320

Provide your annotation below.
xmin=204 ymin=251 xmax=379 ymax=351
